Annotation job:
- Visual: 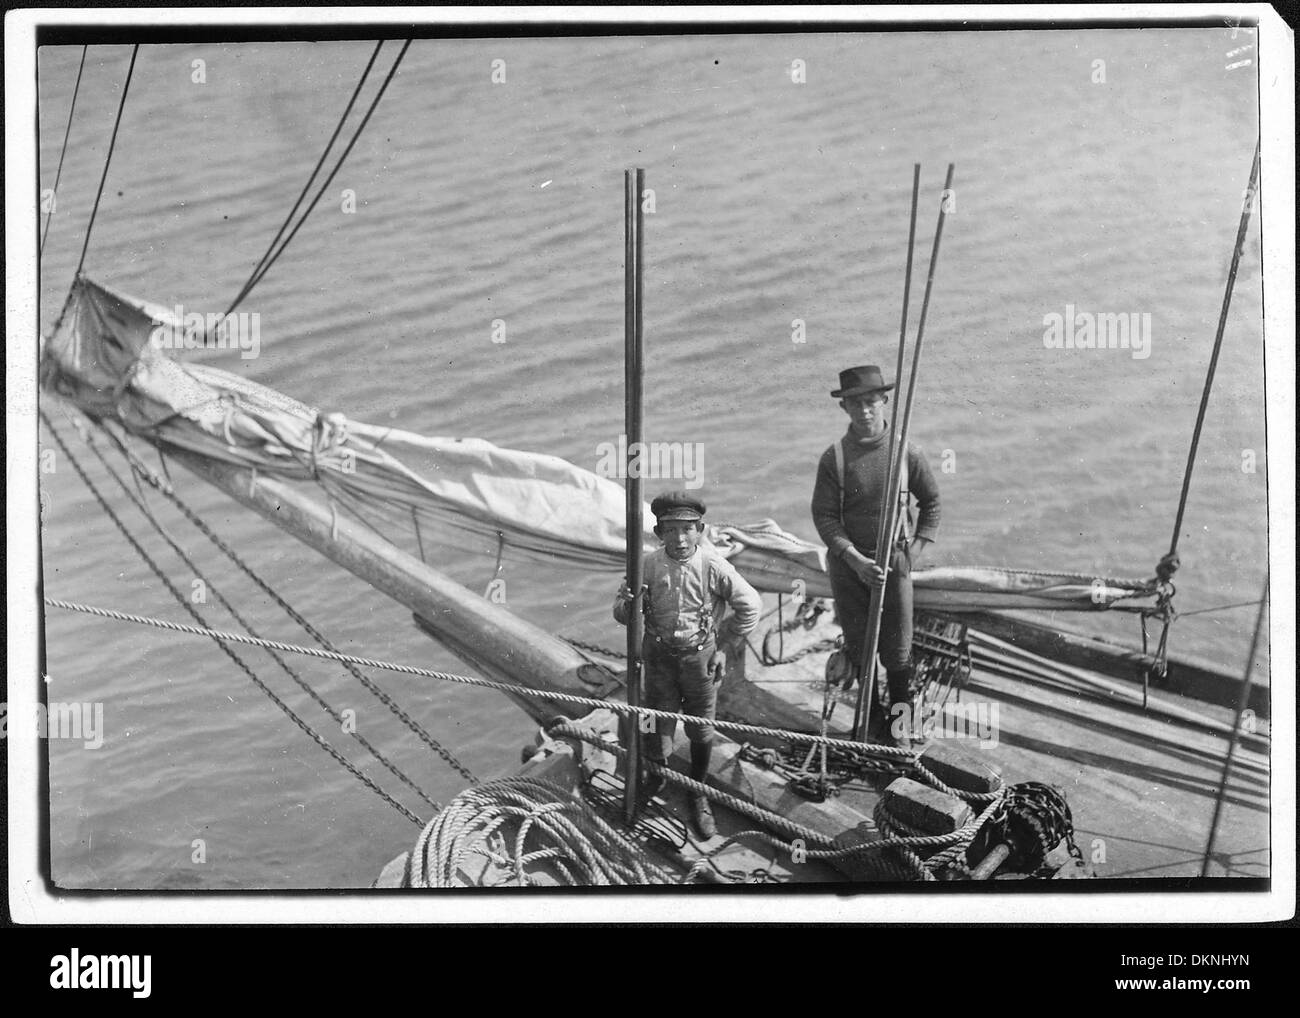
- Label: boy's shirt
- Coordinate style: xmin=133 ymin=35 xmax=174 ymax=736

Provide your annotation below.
xmin=614 ymin=545 xmax=762 ymax=648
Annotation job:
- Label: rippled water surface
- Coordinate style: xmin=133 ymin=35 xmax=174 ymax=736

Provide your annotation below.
xmin=36 ymin=31 xmax=1268 ymax=887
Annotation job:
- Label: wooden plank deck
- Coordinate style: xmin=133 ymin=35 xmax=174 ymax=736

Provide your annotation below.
xmin=740 ymin=605 xmax=1269 ymax=880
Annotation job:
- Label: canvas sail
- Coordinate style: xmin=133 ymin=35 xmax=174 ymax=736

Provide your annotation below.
xmin=41 ymin=276 xmax=1160 ymax=611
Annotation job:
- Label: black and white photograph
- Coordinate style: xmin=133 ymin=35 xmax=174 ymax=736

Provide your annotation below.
xmin=7 ymin=7 xmax=1294 ymax=925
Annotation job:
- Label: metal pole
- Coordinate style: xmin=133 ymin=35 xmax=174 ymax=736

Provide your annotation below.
xmin=1200 ymin=570 xmax=1269 ymax=876
xmin=852 ymin=164 xmax=921 ymax=739
xmin=623 ymin=168 xmax=646 ymax=821
xmin=853 ymin=164 xmax=955 ymax=742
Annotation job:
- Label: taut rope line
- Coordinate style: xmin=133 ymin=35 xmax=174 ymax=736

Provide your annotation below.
xmin=39 ymin=46 xmax=87 ymax=262
xmin=209 ymin=41 xmax=385 ymax=339
xmin=98 ymin=420 xmax=478 ymax=785
xmin=43 ymin=596 xmax=914 ymax=759
xmin=219 ymin=39 xmax=413 ymax=320
xmin=71 ymin=417 xmax=444 ymax=811
xmin=71 ymin=46 xmax=137 ymax=284
xmin=41 ymin=411 xmax=427 ymax=826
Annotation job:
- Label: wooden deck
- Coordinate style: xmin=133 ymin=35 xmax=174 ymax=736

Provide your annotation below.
xmin=740 ymin=608 xmax=1269 ymax=880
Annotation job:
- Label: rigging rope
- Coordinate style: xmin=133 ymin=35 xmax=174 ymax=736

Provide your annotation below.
xmin=211 ymin=41 xmax=385 ymax=334
xmin=40 ymin=409 xmax=426 ymax=826
xmin=65 ymin=414 xmax=442 ymax=812
xmin=98 ymin=421 xmax=477 ymax=784
xmin=1201 ymin=570 xmax=1270 ymax=877
xmin=1177 ymin=598 xmax=1266 ymax=618
xmin=70 ymin=45 xmax=137 ymax=290
xmin=43 ymin=597 xmax=915 ymax=758
xmin=1132 ymin=142 xmax=1260 ymax=704
xmin=1163 ymin=139 xmax=1262 ymax=571
xmin=39 ymin=45 xmax=88 ymax=262
xmin=218 ymin=39 xmax=413 ymax=321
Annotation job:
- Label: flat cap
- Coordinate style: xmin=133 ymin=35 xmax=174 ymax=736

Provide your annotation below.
xmin=650 ymin=491 xmax=706 ymax=522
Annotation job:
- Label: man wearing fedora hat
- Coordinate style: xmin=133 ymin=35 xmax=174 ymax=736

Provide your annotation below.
xmin=811 ymin=365 xmax=941 ymax=747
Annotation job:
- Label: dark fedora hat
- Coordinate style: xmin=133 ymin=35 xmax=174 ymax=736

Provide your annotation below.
xmin=830 ymin=365 xmax=895 ymax=398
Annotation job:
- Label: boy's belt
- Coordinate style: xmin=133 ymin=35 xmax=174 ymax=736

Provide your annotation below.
xmin=643 ymin=601 xmax=714 ymax=654
xmin=645 ymin=630 xmax=714 ymax=654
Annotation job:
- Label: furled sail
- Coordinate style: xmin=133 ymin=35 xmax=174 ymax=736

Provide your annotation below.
xmin=41 ymin=276 xmax=1160 ymax=611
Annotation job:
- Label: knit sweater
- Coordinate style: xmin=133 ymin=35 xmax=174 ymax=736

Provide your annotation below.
xmin=811 ymin=424 xmax=941 ymax=561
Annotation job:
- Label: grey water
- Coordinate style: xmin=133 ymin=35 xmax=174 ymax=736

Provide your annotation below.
xmin=35 ymin=32 xmax=1267 ymax=887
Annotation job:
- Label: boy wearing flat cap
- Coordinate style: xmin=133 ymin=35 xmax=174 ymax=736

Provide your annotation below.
xmin=614 ymin=491 xmax=762 ymax=839
xmin=811 ymin=365 xmax=941 ymax=748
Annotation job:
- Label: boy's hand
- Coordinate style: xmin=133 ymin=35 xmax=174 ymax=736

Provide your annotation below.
xmin=616 ymin=581 xmax=645 ymax=604
xmin=707 ymin=649 xmax=726 ymax=683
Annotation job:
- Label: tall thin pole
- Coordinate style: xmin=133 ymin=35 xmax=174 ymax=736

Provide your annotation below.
xmin=623 ymin=168 xmax=646 ymax=821
xmin=1167 ymin=140 xmax=1261 ymax=561
xmin=1200 ymin=571 xmax=1269 ymax=876
xmin=851 ymin=164 xmax=921 ymax=738
xmin=853 ymin=164 xmax=955 ymax=743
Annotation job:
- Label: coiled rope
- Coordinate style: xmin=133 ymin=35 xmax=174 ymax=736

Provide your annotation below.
xmin=406 ymin=777 xmax=681 ymax=887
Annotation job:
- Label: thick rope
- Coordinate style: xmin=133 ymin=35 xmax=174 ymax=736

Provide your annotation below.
xmin=547 ymin=719 xmax=1003 ymax=877
xmin=548 ymin=720 xmax=833 ymax=846
xmin=68 ymin=416 xmax=441 ymax=811
xmin=39 ymin=45 xmax=87 ymax=261
xmin=45 ymin=596 xmax=915 ymax=759
xmin=407 ymin=777 xmax=680 ymax=887
xmin=101 ymin=423 xmax=477 ymax=784
xmin=41 ymin=410 xmax=425 ymax=826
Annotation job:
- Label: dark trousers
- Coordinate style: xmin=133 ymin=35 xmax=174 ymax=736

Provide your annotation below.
xmin=642 ymin=636 xmax=718 ymax=760
xmin=827 ymin=543 xmax=913 ymax=676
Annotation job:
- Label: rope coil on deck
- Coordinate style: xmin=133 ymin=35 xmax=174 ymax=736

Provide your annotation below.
xmin=406 ymin=777 xmax=681 ymax=887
